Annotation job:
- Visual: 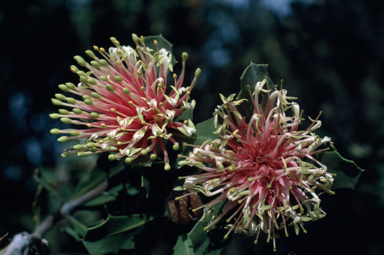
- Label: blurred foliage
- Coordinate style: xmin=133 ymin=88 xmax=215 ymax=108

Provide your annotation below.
xmin=0 ymin=0 xmax=383 ymax=254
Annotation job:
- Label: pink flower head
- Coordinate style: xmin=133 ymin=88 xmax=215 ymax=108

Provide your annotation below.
xmin=50 ymin=35 xmax=200 ymax=170
xmin=177 ymin=78 xmax=334 ymax=250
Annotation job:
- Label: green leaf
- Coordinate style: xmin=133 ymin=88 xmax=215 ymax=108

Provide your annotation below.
xmin=69 ymin=217 xmax=88 ymax=238
xmin=188 ymin=200 xmax=230 ymax=255
xmin=314 ymin=150 xmax=364 ymax=189
xmin=236 ymin=63 xmax=276 ymax=119
xmin=32 ymin=184 xmax=44 ymax=225
xmin=144 ymin=34 xmax=178 ymax=66
xmin=34 ymin=168 xmax=63 ymax=203
xmin=126 ymin=153 xmax=158 ymax=167
xmin=141 ymin=170 xmax=150 ymax=198
xmin=108 ymin=161 xmax=125 ymax=178
xmin=193 ymin=117 xmax=219 ymax=147
xmin=173 ymin=233 xmax=194 ymax=255
xmin=181 ymin=117 xmax=218 ymax=147
xmin=104 ymin=183 xmax=140 ymax=216
xmin=126 ymin=183 xmax=141 ymax=196
xmin=62 ymin=225 xmax=81 ymax=241
xmin=83 ymin=194 xmax=116 ymax=207
xmin=86 ymin=183 xmax=123 ymax=209
xmin=83 ymin=214 xmax=156 ymax=255
xmin=70 ymin=167 xmax=107 ymax=200
xmin=177 ymin=117 xmax=219 ymax=167
xmin=177 ymin=117 xmax=220 ymax=169
xmin=175 ymin=108 xmax=194 ymax=123
xmin=121 ymin=237 xmax=135 ymax=250
xmin=109 ymin=183 xmax=124 ymax=196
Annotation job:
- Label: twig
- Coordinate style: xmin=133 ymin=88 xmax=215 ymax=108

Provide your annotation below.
xmin=2 ymin=180 xmax=108 ymax=255
xmin=60 ymin=180 xmax=108 ymax=218
xmin=2 ymin=232 xmax=47 ymax=255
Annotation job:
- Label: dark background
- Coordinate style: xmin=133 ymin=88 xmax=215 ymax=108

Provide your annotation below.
xmin=0 ymin=0 xmax=383 ymax=254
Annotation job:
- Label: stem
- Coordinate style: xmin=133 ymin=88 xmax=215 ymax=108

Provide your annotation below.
xmin=2 ymin=180 xmax=108 ymax=255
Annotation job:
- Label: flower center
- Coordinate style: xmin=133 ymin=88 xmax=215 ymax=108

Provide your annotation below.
xmin=256 ymin=156 xmax=265 ymax=163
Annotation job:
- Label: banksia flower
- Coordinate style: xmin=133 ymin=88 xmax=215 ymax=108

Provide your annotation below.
xmin=50 ymin=35 xmax=200 ymax=170
xmin=177 ymin=78 xmax=334 ymax=250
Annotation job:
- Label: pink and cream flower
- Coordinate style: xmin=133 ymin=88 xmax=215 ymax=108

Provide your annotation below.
xmin=177 ymin=78 xmax=334 ymax=250
xmin=50 ymin=35 xmax=200 ymax=170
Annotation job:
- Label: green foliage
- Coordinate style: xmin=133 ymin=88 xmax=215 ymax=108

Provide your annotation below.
xmin=69 ymin=217 xmax=88 ymax=238
xmin=173 ymin=233 xmax=194 ymax=255
xmin=82 ymin=214 xmax=156 ymax=255
xmin=178 ymin=117 xmax=218 ymax=154
xmin=70 ymin=167 xmax=107 ymax=200
xmin=177 ymin=117 xmax=219 ymax=169
xmin=141 ymin=170 xmax=150 ymax=198
xmin=175 ymin=108 xmax=194 ymax=123
xmin=187 ymin=201 xmax=230 ymax=255
xmin=237 ymin=63 xmax=276 ymax=118
xmin=144 ymin=34 xmax=178 ymax=67
xmin=83 ymin=194 xmax=116 ymax=207
xmin=193 ymin=117 xmax=219 ymax=147
xmin=106 ymin=161 xmax=125 ymax=178
xmin=315 ymin=150 xmax=364 ymax=189
xmin=34 ymin=168 xmax=63 ymax=203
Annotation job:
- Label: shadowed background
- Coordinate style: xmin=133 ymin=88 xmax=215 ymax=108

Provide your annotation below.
xmin=0 ymin=0 xmax=383 ymax=254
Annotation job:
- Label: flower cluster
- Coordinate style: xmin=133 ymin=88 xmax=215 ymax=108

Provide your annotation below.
xmin=50 ymin=35 xmax=200 ymax=170
xmin=177 ymin=78 xmax=334 ymax=250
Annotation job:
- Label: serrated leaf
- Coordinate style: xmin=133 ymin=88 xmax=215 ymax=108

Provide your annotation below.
xmin=83 ymin=214 xmax=156 ymax=255
xmin=144 ymin=35 xmax=178 ymax=66
xmin=188 ymin=200 xmax=230 ymax=255
xmin=236 ymin=63 xmax=276 ymax=119
xmin=173 ymin=233 xmax=194 ymax=255
xmin=314 ymin=150 xmax=363 ymax=189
